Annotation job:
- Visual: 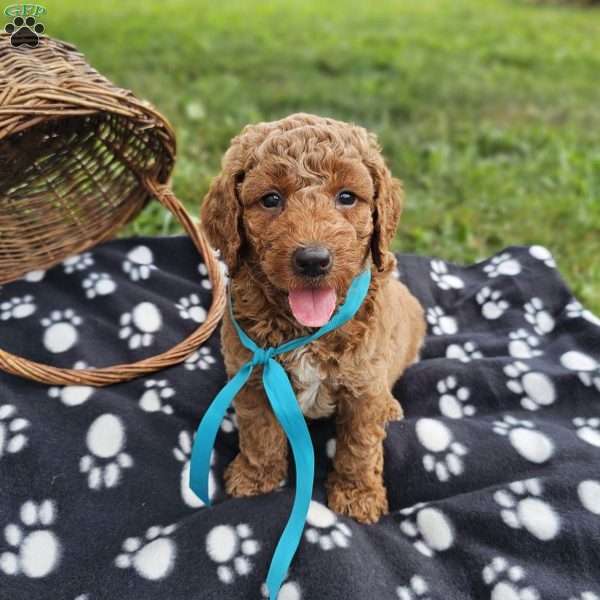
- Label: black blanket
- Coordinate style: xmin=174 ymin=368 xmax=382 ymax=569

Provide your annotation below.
xmin=0 ymin=237 xmax=599 ymax=600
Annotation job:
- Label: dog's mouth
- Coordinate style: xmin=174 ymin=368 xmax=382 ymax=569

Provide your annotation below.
xmin=288 ymin=285 xmax=337 ymax=328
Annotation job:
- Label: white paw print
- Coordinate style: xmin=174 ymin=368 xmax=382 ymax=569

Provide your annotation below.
xmin=426 ymin=306 xmax=458 ymax=336
xmin=476 ymin=286 xmax=509 ymax=320
xmin=524 ymin=298 xmax=555 ymax=335
xmin=139 ymin=379 xmax=174 ymax=414
xmin=508 ymin=329 xmax=542 ymax=359
xmin=578 ymin=480 xmax=600 ymax=516
xmin=430 ymin=260 xmax=464 ymax=290
xmin=566 ymin=300 xmax=600 ymax=328
xmin=437 ymin=376 xmax=475 ymax=418
xmin=115 ymin=524 xmax=177 ymax=580
xmin=0 ymin=500 xmax=62 ymax=578
xmin=206 ymin=523 xmax=260 ymax=583
xmin=573 ymin=417 xmax=600 ymax=447
xmin=416 ymin=418 xmax=468 ymax=482
xmin=0 ymin=295 xmax=36 ymax=320
xmin=261 ymin=579 xmax=302 ymax=600
xmin=493 ymin=415 xmax=555 ymax=464
xmin=48 ymin=361 xmax=94 ymax=407
xmin=221 ymin=409 xmax=238 ymax=433
xmin=304 ymin=501 xmax=352 ymax=550
xmin=504 ymin=361 xmax=556 ymax=411
xmin=560 ymin=351 xmax=600 ymax=391
xmin=119 ymin=302 xmax=162 ymax=350
xmin=22 ymin=269 xmax=45 ymax=283
xmin=569 ymin=593 xmax=600 ymax=600
xmin=82 ymin=273 xmax=117 ymax=299
xmin=80 ymin=414 xmax=133 ymax=490
xmin=484 ymin=253 xmax=522 ymax=278
xmin=529 ymin=245 xmax=556 ymax=268
xmin=445 ymin=341 xmax=483 ymax=363
xmin=176 ymin=294 xmax=207 ymax=323
xmin=173 ymin=430 xmax=215 ymax=508
xmin=0 ymin=404 xmax=30 ymax=458
xmin=41 ymin=309 xmax=82 ymax=353
xmin=493 ymin=478 xmax=560 ymax=541
xmin=397 ymin=575 xmax=431 ymax=600
xmin=63 ymin=252 xmax=94 ymax=274
xmin=198 ymin=258 xmax=228 ymax=290
xmin=482 ymin=557 xmax=539 ymax=600
xmin=123 ymin=245 xmax=157 ymax=281
xmin=184 ymin=346 xmax=217 ymax=370
xmin=398 ymin=504 xmax=454 ymax=557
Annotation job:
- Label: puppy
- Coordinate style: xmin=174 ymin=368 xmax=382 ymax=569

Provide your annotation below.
xmin=200 ymin=113 xmax=425 ymax=523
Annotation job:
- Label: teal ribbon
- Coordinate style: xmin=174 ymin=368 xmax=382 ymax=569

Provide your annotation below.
xmin=189 ymin=268 xmax=372 ymax=600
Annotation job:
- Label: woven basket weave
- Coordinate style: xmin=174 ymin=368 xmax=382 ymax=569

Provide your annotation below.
xmin=0 ymin=33 xmax=225 ymax=386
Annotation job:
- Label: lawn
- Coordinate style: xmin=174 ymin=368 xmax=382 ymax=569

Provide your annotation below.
xmin=48 ymin=0 xmax=600 ymax=313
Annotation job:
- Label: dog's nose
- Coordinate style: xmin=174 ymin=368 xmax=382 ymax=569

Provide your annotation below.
xmin=293 ymin=246 xmax=332 ymax=277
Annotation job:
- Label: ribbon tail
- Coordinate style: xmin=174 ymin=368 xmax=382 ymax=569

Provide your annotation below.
xmin=262 ymin=359 xmax=315 ymax=600
xmin=189 ymin=362 xmax=253 ymax=505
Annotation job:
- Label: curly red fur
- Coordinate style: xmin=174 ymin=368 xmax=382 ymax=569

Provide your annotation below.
xmin=200 ymin=113 xmax=425 ymax=523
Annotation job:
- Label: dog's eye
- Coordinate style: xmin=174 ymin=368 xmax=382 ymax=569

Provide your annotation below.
xmin=260 ymin=192 xmax=283 ymax=209
xmin=336 ymin=191 xmax=357 ymax=207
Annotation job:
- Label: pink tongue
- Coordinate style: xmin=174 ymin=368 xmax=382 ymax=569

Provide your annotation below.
xmin=288 ymin=287 xmax=337 ymax=327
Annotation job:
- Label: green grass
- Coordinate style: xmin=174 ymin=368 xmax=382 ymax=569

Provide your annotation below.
xmin=48 ymin=0 xmax=600 ymax=312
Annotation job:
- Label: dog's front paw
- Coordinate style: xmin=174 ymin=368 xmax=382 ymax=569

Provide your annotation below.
xmin=326 ymin=475 xmax=389 ymax=524
xmin=224 ymin=452 xmax=286 ymax=498
xmin=384 ymin=396 xmax=404 ymax=422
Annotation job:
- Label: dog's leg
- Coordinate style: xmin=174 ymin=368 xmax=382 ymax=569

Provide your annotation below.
xmin=326 ymin=389 xmax=392 ymax=524
xmin=224 ymin=385 xmax=289 ymax=497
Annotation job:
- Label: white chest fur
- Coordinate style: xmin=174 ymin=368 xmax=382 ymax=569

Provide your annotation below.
xmin=287 ymin=347 xmax=336 ymax=419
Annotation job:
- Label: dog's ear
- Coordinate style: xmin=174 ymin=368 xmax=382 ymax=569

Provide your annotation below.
xmin=200 ymin=145 xmax=246 ymax=277
xmin=364 ymin=134 xmax=404 ymax=273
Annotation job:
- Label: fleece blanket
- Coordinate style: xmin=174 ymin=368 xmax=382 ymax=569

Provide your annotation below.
xmin=0 ymin=237 xmax=599 ymax=600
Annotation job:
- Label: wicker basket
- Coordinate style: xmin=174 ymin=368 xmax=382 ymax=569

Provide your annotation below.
xmin=0 ymin=33 xmax=225 ymax=386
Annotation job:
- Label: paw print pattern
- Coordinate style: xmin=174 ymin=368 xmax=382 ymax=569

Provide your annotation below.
xmin=566 ymin=300 xmax=600 ymax=328
xmin=445 ymin=341 xmax=483 ymax=363
xmin=0 ymin=295 xmax=36 ymax=320
xmin=22 ymin=270 xmax=45 ymax=283
xmin=139 ymin=379 xmax=174 ymax=414
xmin=397 ymin=575 xmax=431 ymax=600
xmin=578 ymin=480 xmax=600 ymax=516
xmin=524 ymin=298 xmax=555 ymax=335
xmin=529 ymin=245 xmax=556 ymax=268
xmin=115 ymin=524 xmax=177 ymax=580
xmin=123 ymin=245 xmax=157 ymax=281
xmin=504 ymin=361 xmax=556 ymax=411
xmin=48 ymin=362 xmax=94 ymax=407
xmin=173 ymin=430 xmax=215 ymax=508
xmin=398 ymin=504 xmax=455 ymax=557
xmin=206 ymin=523 xmax=260 ymax=584
xmin=0 ymin=404 xmax=30 ymax=458
xmin=416 ymin=418 xmax=468 ymax=481
xmin=484 ymin=253 xmax=522 ymax=278
xmin=80 ymin=414 xmax=133 ymax=490
xmin=63 ymin=252 xmax=94 ymax=274
xmin=184 ymin=347 xmax=217 ymax=370
xmin=119 ymin=302 xmax=162 ymax=349
xmin=426 ymin=307 xmax=458 ymax=336
xmin=198 ymin=255 xmax=229 ymax=290
xmin=221 ymin=409 xmax=238 ymax=433
xmin=437 ymin=376 xmax=475 ymax=418
xmin=41 ymin=309 xmax=82 ymax=353
xmin=430 ymin=260 xmax=464 ymax=290
xmin=261 ymin=579 xmax=302 ymax=600
xmin=493 ymin=415 xmax=555 ymax=464
xmin=4 ymin=16 xmax=44 ymax=48
xmin=304 ymin=501 xmax=352 ymax=550
xmin=569 ymin=593 xmax=600 ymax=600
xmin=573 ymin=417 xmax=600 ymax=447
xmin=476 ymin=286 xmax=509 ymax=320
xmin=560 ymin=351 xmax=600 ymax=391
xmin=482 ymin=557 xmax=539 ymax=600
xmin=176 ymin=294 xmax=207 ymax=323
xmin=82 ymin=273 xmax=117 ymax=299
xmin=493 ymin=478 xmax=560 ymax=541
xmin=508 ymin=329 xmax=543 ymax=359
xmin=0 ymin=500 xmax=61 ymax=578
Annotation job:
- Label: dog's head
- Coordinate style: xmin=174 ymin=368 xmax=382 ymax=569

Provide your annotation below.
xmin=200 ymin=113 xmax=403 ymax=327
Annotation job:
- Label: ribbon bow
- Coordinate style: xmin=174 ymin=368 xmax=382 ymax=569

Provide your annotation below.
xmin=189 ymin=268 xmax=372 ymax=600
